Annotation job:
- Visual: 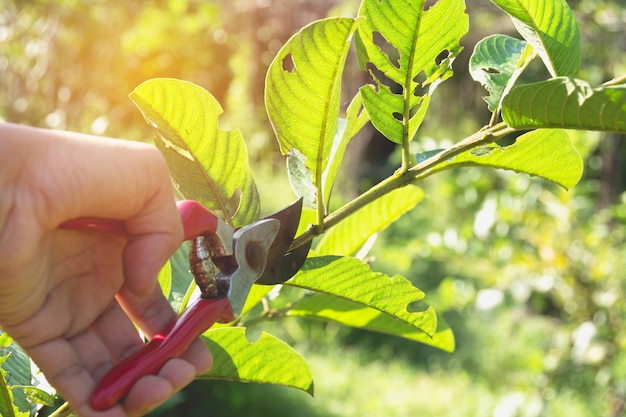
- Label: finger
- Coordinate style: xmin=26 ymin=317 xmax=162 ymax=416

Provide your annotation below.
xmin=10 ymin=125 xmax=183 ymax=296
xmin=180 ymin=338 xmax=213 ymax=376
xmin=23 ymin=127 xmax=176 ymax=225
xmin=89 ymin=299 xmax=144 ymax=363
xmin=26 ymin=338 xmax=127 ymax=417
xmin=122 ymin=359 xmax=196 ymax=416
xmin=115 ymin=284 xmax=178 ymax=339
xmin=66 ymin=328 xmax=118 ymax=382
xmin=122 ymin=231 xmax=182 ymax=297
xmin=97 ymin=288 xmax=212 ymax=372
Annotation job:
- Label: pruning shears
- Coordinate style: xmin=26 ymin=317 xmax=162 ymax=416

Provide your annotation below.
xmin=60 ymin=199 xmax=310 ymax=410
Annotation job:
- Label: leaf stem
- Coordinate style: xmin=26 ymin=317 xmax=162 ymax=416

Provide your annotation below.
xmin=290 ymin=122 xmax=515 ymax=249
xmin=315 ymin=179 xmax=325 ymax=233
xmin=240 ymin=303 xmax=295 ymax=328
xmin=602 ymin=74 xmax=626 ymax=86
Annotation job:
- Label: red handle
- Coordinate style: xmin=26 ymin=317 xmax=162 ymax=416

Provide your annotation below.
xmin=90 ymin=297 xmax=233 ymax=410
xmin=176 ymin=200 xmax=219 ymax=241
xmin=59 ymin=217 xmax=127 ymax=235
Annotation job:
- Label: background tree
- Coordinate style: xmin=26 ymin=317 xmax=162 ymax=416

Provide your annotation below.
xmin=1 ymin=1 xmax=625 ymax=416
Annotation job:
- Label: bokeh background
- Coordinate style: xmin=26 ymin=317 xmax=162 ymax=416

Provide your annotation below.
xmin=2 ymin=1 xmax=626 ymax=416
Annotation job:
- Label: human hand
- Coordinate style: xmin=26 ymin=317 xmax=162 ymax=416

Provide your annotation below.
xmin=0 ymin=124 xmax=212 ymax=416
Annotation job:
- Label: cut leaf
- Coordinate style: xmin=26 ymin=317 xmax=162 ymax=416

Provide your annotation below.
xmin=200 ymin=328 xmax=313 ymax=394
xmin=469 ymin=34 xmax=534 ymax=113
xmin=316 ymin=185 xmax=424 ymax=256
xmin=356 ymin=0 xmax=468 ymax=144
xmin=502 ymin=77 xmax=626 ymax=133
xmin=286 ymin=148 xmax=316 ymax=209
xmin=429 ymin=129 xmax=583 ymax=189
xmin=288 ymin=293 xmax=454 ymax=352
xmin=131 ymin=78 xmax=259 ymax=226
xmin=288 ymin=256 xmax=438 ymax=337
xmin=490 ymin=0 xmax=580 ymax=77
xmin=266 ymin=18 xmax=358 ymax=211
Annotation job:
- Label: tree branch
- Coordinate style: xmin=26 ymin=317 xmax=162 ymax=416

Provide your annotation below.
xmin=290 ymin=122 xmax=515 ymax=250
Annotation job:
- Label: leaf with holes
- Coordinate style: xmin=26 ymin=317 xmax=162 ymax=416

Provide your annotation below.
xmin=131 ymin=78 xmax=259 ymax=226
xmin=469 ymin=34 xmax=534 ymax=113
xmin=20 ymin=387 xmax=54 ymax=408
xmin=287 ymin=256 xmax=438 ymax=341
xmin=266 ymin=18 xmax=358 ymax=212
xmin=355 ymin=0 xmax=468 ymax=144
xmin=502 ymin=77 xmax=626 ymax=133
xmin=316 ymin=185 xmax=424 ymax=256
xmin=200 ymin=328 xmax=313 ymax=394
xmin=429 ymin=129 xmax=583 ymax=189
xmin=490 ymin=0 xmax=580 ymax=77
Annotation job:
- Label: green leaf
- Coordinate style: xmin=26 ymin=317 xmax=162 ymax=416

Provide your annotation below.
xmin=320 ymin=93 xmax=369 ymax=207
xmin=287 ymin=94 xmax=368 ymax=211
xmin=296 ymin=207 xmax=317 ymax=237
xmin=316 ymin=185 xmax=424 ymax=256
xmin=212 ymin=284 xmax=274 ymax=329
xmin=502 ymin=77 xmax=626 ymax=133
xmin=356 ymin=0 xmax=468 ymax=144
xmin=469 ymin=34 xmax=534 ymax=113
xmin=200 ymin=328 xmax=313 ymax=394
xmin=0 ymin=338 xmax=32 ymax=417
xmin=288 ymin=293 xmax=454 ymax=352
xmin=168 ymin=245 xmax=195 ymax=313
xmin=18 ymin=386 xmax=55 ymax=407
xmin=130 ymin=78 xmax=259 ymax=226
xmin=430 ymin=129 xmax=583 ymax=189
xmin=286 ymin=148 xmax=316 ymax=209
xmin=490 ymin=0 xmax=580 ymax=77
xmin=0 ymin=332 xmax=11 ymax=349
xmin=266 ymin=18 xmax=358 ymax=211
xmin=288 ymin=256 xmax=438 ymax=338
xmin=157 ymin=259 xmax=172 ymax=299
xmin=0 ymin=365 xmax=21 ymax=417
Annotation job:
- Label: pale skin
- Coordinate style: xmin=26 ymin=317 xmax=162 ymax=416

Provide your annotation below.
xmin=0 ymin=123 xmax=213 ymax=416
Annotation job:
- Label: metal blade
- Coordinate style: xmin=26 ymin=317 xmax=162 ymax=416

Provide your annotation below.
xmin=255 ymin=198 xmax=309 ymax=285
xmin=255 ymin=240 xmax=312 ymax=285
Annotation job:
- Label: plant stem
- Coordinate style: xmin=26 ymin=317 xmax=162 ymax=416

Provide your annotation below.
xmin=241 ymin=303 xmax=294 ymax=328
xmin=602 ymin=74 xmax=626 ymax=86
xmin=290 ymin=122 xmax=515 ymax=250
xmin=49 ymin=402 xmax=75 ymax=417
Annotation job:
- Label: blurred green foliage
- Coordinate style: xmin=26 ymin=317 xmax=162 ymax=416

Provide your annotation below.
xmin=2 ymin=0 xmax=626 ymax=416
